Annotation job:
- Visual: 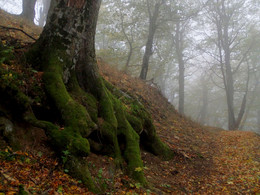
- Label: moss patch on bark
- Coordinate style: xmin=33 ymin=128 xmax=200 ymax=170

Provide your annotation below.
xmin=1 ymin=38 xmax=173 ymax=192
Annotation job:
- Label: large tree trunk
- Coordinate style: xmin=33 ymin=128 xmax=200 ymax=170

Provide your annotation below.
xmin=23 ymin=0 xmax=172 ymax=191
xmin=21 ymin=0 xmax=37 ymax=23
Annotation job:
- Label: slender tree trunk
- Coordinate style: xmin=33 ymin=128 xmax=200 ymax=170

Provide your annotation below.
xmin=139 ymin=0 xmax=162 ymax=80
xmin=239 ymin=81 xmax=258 ymax=130
xmin=223 ymin=25 xmax=235 ymax=130
xmin=198 ymin=77 xmax=208 ymax=125
xmin=21 ymin=0 xmax=37 ymax=23
xmin=38 ymin=0 xmax=51 ymax=27
xmin=219 ymin=0 xmax=236 ymax=130
xmin=124 ymin=44 xmax=133 ymax=72
xmin=118 ymin=9 xmax=134 ymax=73
xmin=175 ymin=20 xmax=185 ymax=115
xmin=257 ymin=110 xmax=260 ymax=134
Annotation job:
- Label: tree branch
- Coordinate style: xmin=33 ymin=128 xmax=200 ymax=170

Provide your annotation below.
xmin=0 ymin=25 xmax=37 ymax=41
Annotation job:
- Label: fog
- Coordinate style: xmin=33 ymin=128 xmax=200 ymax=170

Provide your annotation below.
xmin=1 ymin=0 xmax=259 ymax=133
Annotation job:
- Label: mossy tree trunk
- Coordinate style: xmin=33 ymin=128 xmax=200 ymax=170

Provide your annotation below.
xmin=25 ymin=0 xmax=173 ymax=192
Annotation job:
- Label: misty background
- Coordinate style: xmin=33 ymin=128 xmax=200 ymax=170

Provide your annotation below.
xmin=1 ymin=0 xmax=259 ymax=134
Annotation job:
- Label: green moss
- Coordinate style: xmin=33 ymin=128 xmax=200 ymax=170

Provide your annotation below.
xmin=126 ymin=113 xmax=143 ymax=134
xmin=0 ymin=72 xmax=31 ymax=116
xmin=68 ymin=72 xmax=98 ymax=123
xmin=128 ymin=99 xmax=173 ymax=160
xmin=18 ymin=185 xmax=29 ymax=195
xmin=26 ymin=43 xmax=97 ymax=189
xmin=49 ymin=128 xmax=90 ymax=156
xmin=0 ymin=42 xmax=14 ymax=64
xmin=64 ymin=156 xmax=98 ymax=193
xmin=99 ymin=88 xmax=118 ymax=127
xmin=22 ymin=29 xmax=173 ymax=191
xmin=42 ymin=47 xmax=95 ymax=134
xmin=113 ymin=98 xmax=147 ymax=185
xmin=97 ymin=88 xmax=121 ymax=159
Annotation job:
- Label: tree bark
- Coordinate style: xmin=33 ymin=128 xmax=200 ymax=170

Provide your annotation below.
xmin=198 ymin=76 xmax=209 ymax=125
xmin=222 ymin=11 xmax=236 ymax=130
xmin=21 ymin=0 xmax=37 ymax=23
xmin=175 ymin=20 xmax=185 ymax=115
xmin=24 ymin=0 xmax=172 ymax=190
xmin=139 ymin=0 xmax=162 ymax=80
xmin=125 ymin=43 xmax=133 ymax=72
xmin=257 ymin=110 xmax=260 ymax=134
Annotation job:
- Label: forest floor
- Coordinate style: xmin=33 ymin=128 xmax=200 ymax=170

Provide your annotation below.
xmin=0 ymin=10 xmax=259 ymax=194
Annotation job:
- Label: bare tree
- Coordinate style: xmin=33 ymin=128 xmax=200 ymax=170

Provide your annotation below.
xmin=139 ymin=0 xmax=164 ymax=80
xmin=21 ymin=0 xmax=37 ymax=23
xmin=197 ymin=75 xmax=210 ymax=125
xmin=205 ymin=0 xmax=256 ymax=130
xmin=258 ymin=110 xmax=260 ymax=134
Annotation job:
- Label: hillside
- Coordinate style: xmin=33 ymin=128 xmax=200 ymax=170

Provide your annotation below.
xmin=0 ymin=10 xmax=259 ymax=194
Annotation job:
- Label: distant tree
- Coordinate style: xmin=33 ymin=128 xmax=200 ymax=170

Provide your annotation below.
xmin=96 ymin=0 xmax=146 ymax=74
xmin=139 ymin=0 xmax=165 ymax=80
xmin=239 ymin=39 xmax=260 ymax=131
xmin=197 ymin=75 xmax=209 ymax=125
xmin=21 ymin=0 xmax=37 ymax=23
xmin=257 ymin=110 xmax=260 ymax=134
xmin=38 ymin=0 xmax=51 ymax=27
xmin=169 ymin=0 xmax=201 ymax=115
xmin=114 ymin=0 xmax=144 ymax=72
xmin=203 ymin=0 xmax=258 ymax=130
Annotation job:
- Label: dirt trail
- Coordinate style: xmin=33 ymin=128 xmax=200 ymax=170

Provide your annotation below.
xmin=205 ymin=131 xmax=260 ymax=194
xmin=139 ymin=129 xmax=260 ymax=194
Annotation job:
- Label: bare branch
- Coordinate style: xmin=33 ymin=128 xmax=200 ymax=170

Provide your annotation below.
xmin=0 ymin=25 xmax=37 ymax=41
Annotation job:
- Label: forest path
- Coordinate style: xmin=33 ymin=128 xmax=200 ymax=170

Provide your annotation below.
xmin=141 ymin=129 xmax=260 ymax=194
xmin=139 ymin=123 xmax=260 ymax=194
xmin=203 ymin=130 xmax=260 ymax=194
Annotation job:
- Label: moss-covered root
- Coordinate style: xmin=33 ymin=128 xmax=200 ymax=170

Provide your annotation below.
xmin=29 ymin=48 xmax=99 ymax=191
xmin=104 ymin=80 xmax=173 ymax=160
xmin=141 ymin=122 xmax=173 ymax=160
xmin=98 ymin=88 xmax=122 ymax=161
xmin=113 ymin=99 xmax=147 ymax=185
xmin=64 ymin=156 xmax=98 ymax=193
xmin=24 ymin=114 xmax=97 ymax=192
xmin=97 ymin=87 xmax=146 ymax=184
xmin=130 ymin=101 xmax=173 ymax=160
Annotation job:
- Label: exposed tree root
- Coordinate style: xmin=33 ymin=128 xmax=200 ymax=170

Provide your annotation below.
xmin=0 ymin=38 xmax=173 ymax=193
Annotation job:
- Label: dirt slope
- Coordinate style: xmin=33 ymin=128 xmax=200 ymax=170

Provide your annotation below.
xmin=99 ymin=59 xmax=260 ymax=194
xmin=0 ymin=10 xmax=259 ymax=194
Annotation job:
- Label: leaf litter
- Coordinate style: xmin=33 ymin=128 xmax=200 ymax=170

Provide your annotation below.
xmin=0 ymin=9 xmax=259 ymax=194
